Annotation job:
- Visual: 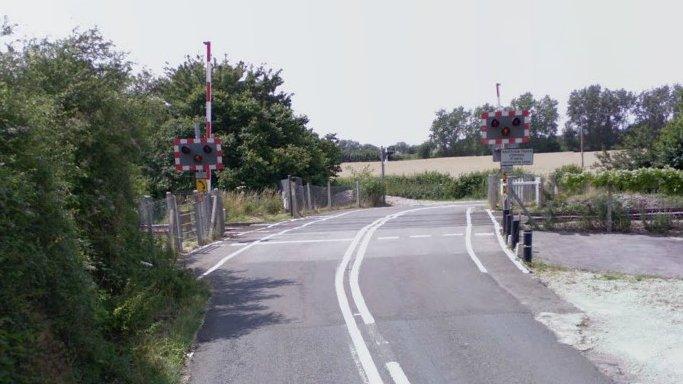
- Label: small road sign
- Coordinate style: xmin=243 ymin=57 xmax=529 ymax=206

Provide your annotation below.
xmin=501 ymin=148 xmax=534 ymax=166
xmin=196 ymin=179 xmax=208 ymax=192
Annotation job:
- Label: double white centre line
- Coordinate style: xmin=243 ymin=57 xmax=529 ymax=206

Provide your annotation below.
xmin=338 ymin=205 xmax=467 ymax=384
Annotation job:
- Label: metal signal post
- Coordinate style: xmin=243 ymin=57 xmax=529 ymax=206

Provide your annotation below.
xmin=173 ymin=42 xmax=223 ymax=193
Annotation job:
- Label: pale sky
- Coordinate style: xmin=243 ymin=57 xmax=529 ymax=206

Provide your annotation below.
xmin=3 ymin=0 xmax=682 ymax=145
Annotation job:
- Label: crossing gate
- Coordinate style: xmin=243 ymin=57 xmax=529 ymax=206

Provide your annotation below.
xmin=506 ymin=175 xmax=542 ymax=206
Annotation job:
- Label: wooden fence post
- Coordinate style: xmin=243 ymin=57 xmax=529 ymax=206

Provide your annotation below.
xmin=165 ymin=192 xmax=177 ymax=254
xmin=193 ymin=190 xmax=206 ymax=246
xmin=327 ymin=180 xmax=332 ymax=209
xmin=214 ymin=189 xmax=226 ymax=238
xmin=291 ymin=179 xmax=300 ymax=218
xmin=287 ymin=175 xmax=294 ymax=216
xmin=306 ymin=183 xmax=313 ymax=211
xmin=171 ymin=193 xmax=183 ymax=252
xmin=355 ymin=180 xmax=361 ymax=207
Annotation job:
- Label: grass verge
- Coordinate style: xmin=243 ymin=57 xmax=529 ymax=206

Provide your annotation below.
xmin=223 ymin=189 xmax=287 ymax=223
xmin=130 ymin=279 xmax=209 ymax=383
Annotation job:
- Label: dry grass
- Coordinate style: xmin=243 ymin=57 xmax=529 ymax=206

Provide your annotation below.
xmin=339 ymin=150 xmax=606 ymax=178
xmin=222 ymin=189 xmax=286 ymax=223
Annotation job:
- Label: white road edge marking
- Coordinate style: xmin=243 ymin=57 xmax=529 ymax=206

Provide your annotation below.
xmin=409 ymin=234 xmax=431 ymax=238
xmin=484 ymin=209 xmax=530 ymax=274
xmin=377 ymin=236 xmax=399 ymax=240
xmin=465 ymin=207 xmax=488 ymax=273
xmin=442 ymin=233 xmax=464 ymax=236
xmin=386 ymin=362 xmax=411 ymax=384
xmin=336 ymin=217 xmax=386 ymax=384
xmin=200 ymin=211 xmax=355 ymax=278
xmin=474 ymin=232 xmax=494 ymax=236
xmin=230 ymin=238 xmax=353 ymax=246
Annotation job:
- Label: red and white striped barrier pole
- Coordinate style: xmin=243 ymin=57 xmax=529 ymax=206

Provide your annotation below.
xmin=202 ymin=41 xmax=213 ymax=191
xmin=203 ymin=41 xmax=212 ymax=138
xmin=495 ymin=82 xmax=501 ymax=108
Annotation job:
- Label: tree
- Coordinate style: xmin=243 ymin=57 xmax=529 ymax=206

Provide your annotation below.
xmin=462 ymin=103 xmax=496 ymax=156
xmin=565 ymin=85 xmax=635 ymax=151
xmin=416 ymin=141 xmax=433 ymax=158
xmin=510 ymin=93 xmax=561 ymax=152
xmin=633 ymin=85 xmax=680 ymax=135
xmin=596 ymin=84 xmax=681 ymax=170
xmin=151 ymin=57 xmax=341 ymax=191
xmin=337 ymin=139 xmax=380 ymax=162
xmin=428 ymin=107 xmax=471 ymax=156
xmin=654 ymin=115 xmax=683 ymax=169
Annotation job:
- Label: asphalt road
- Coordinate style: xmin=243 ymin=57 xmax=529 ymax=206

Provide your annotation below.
xmin=185 ymin=204 xmax=612 ymax=383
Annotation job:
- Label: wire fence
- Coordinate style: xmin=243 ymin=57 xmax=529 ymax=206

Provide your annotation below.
xmin=138 ymin=190 xmax=225 ymax=254
xmin=137 ymin=177 xmax=365 ymax=253
xmin=280 ymin=177 xmax=359 ymax=217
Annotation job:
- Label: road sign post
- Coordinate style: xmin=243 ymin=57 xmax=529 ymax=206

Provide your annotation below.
xmin=480 ymin=108 xmax=531 ymax=218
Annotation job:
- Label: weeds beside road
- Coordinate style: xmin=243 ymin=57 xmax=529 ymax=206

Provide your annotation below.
xmin=222 ymin=189 xmax=289 ymax=223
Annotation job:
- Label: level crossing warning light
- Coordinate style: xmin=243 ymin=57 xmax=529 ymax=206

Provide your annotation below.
xmin=173 ymin=137 xmax=224 ymax=172
xmin=480 ymin=109 xmax=530 ymax=145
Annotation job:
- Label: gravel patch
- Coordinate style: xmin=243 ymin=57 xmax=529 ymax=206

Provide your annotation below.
xmin=535 ymin=269 xmax=683 ymax=384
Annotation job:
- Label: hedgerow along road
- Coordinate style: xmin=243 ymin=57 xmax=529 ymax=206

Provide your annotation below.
xmin=184 ymin=203 xmax=611 ymax=383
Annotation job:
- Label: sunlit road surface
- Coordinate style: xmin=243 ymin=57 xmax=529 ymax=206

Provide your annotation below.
xmin=186 ymin=204 xmax=611 ymax=384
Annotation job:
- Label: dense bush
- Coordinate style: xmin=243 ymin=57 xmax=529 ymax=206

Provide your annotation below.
xmin=360 ymin=177 xmax=386 ymax=206
xmin=339 ymin=170 xmax=498 ymax=201
xmin=654 ymin=116 xmax=683 ymax=169
xmin=1 ymin=28 xmax=207 ymax=383
xmin=559 ymin=168 xmax=683 ymax=196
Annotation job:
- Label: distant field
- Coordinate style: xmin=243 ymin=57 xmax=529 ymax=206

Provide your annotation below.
xmin=339 ymin=150 xmax=606 ymax=177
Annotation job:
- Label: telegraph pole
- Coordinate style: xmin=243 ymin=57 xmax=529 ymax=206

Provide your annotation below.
xmin=580 ymin=127 xmax=585 ymax=169
xmin=380 ymin=146 xmax=386 ymax=205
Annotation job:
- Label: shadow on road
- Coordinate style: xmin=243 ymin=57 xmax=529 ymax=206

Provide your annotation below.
xmin=197 ymin=269 xmax=294 ymax=342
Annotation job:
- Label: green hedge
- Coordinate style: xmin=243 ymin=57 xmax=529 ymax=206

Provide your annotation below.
xmin=338 ymin=170 xmax=499 ymax=201
xmin=560 ymin=168 xmax=683 ymax=195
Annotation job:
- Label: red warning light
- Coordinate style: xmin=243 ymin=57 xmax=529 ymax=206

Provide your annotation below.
xmin=193 ymin=154 xmax=203 ymax=163
xmin=501 ymin=127 xmax=511 ymax=137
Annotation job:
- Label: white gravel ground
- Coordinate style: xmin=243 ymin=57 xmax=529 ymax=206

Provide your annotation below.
xmin=534 ymin=270 xmax=683 ymax=384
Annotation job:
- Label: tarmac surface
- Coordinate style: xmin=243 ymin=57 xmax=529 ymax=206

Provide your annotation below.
xmin=534 ymin=231 xmax=683 ymax=278
xmin=184 ymin=204 xmax=612 ymax=383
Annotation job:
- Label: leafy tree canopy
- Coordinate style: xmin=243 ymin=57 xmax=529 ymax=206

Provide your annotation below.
xmin=148 ymin=57 xmax=341 ymax=193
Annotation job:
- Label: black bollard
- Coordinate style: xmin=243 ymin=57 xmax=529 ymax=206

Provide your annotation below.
xmin=511 ymin=218 xmax=520 ymax=249
xmin=502 ymin=209 xmax=510 ymax=234
xmin=505 ymin=212 xmax=513 ymax=237
xmin=523 ymin=230 xmax=533 ymax=262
